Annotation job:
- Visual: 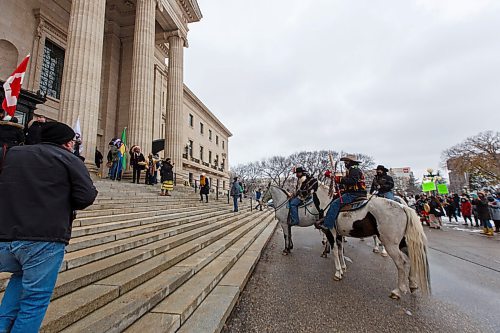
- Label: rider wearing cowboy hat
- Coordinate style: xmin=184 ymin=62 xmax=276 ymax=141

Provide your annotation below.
xmin=316 ymin=154 xmax=367 ymax=230
xmin=370 ymin=165 xmax=395 ymax=200
xmin=288 ymin=166 xmax=319 ymax=226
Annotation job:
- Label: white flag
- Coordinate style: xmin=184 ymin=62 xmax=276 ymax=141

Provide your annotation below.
xmin=73 ymin=117 xmax=83 ymax=154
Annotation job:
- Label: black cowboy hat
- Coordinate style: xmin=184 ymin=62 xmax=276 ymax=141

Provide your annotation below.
xmin=340 ymin=154 xmax=361 ymax=164
xmin=376 ymin=165 xmax=389 ymax=172
xmin=295 ymin=166 xmax=306 ymax=173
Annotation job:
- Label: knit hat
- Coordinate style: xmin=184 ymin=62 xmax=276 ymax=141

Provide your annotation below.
xmin=41 ymin=122 xmax=75 ymax=145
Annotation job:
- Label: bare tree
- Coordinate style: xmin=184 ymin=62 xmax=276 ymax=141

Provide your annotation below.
xmin=443 ymin=131 xmax=500 ymax=185
xmin=261 ymin=155 xmax=293 ymax=188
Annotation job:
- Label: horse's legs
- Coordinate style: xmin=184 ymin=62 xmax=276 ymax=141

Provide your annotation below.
xmin=321 ymin=233 xmax=330 ymax=258
xmin=281 ymin=222 xmax=290 ymax=255
xmin=338 ymin=236 xmax=347 ymax=272
xmin=330 ymin=230 xmax=343 ymax=281
xmin=384 ymin=243 xmax=410 ymax=299
xmin=372 ymin=235 xmax=380 ymax=253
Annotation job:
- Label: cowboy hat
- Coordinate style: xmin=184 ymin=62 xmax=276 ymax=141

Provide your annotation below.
xmin=340 ymin=154 xmax=361 ymax=163
xmin=294 ymin=166 xmax=306 ymax=173
xmin=376 ymin=165 xmax=389 ymax=172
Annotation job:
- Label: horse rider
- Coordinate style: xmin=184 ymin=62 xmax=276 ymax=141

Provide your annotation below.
xmin=370 ymin=165 xmax=395 ymax=200
xmin=288 ymin=167 xmax=319 ymax=226
xmin=316 ymin=154 xmax=367 ymax=230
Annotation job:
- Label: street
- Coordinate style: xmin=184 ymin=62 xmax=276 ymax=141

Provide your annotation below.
xmin=224 ymin=218 xmax=500 ymax=333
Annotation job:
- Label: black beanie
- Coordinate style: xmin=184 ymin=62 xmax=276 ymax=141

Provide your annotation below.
xmin=41 ymin=122 xmax=75 ymax=145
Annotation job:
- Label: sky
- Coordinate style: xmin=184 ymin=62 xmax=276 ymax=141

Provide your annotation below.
xmin=184 ymin=0 xmax=500 ymax=181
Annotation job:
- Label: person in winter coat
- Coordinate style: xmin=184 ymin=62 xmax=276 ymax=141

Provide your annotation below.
xmin=487 ymin=195 xmax=500 ymax=233
xmin=0 ymin=122 xmax=97 ymax=332
xmin=160 ymin=158 xmax=174 ymax=196
xmin=0 ymin=117 xmax=24 ymax=149
xmin=129 ymin=145 xmax=146 ymax=184
xmin=199 ymin=173 xmax=210 ymax=203
xmin=230 ymin=177 xmax=241 ymax=212
xmin=108 ymin=144 xmax=121 ymax=180
xmin=453 ymin=193 xmax=461 ymax=217
xmin=444 ymin=197 xmax=458 ymax=223
xmin=472 ymin=192 xmax=494 ymax=236
xmin=370 ymin=165 xmax=395 ymax=200
xmin=24 ymin=115 xmax=46 ymax=145
xmin=428 ymin=196 xmax=444 ymax=229
xmin=460 ymin=197 xmax=474 ymax=227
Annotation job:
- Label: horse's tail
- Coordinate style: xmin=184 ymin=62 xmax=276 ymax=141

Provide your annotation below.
xmin=403 ymin=206 xmax=431 ymax=295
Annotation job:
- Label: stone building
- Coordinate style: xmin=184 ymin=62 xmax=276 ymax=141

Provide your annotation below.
xmin=0 ymin=0 xmax=231 ymax=188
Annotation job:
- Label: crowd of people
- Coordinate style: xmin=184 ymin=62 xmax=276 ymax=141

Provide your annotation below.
xmin=412 ymin=191 xmax=500 ymax=236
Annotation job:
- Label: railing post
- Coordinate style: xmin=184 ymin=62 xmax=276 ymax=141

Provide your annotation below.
xmin=216 ymin=185 xmax=219 ymax=201
xmin=194 ymin=179 xmax=198 ymax=193
xmin=174 ymin=173 xmax=177 ymax=186
xmin=250 ymin=197 xmax=253 ymax=211
xmin=227 ymin=190 xmax=230 ymax=204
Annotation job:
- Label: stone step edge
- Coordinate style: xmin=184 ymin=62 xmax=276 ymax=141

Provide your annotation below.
xmin=67 ymin=207 xmax=246 ymax=252
xmin=0 ymin=211 xmax=255 ymax=296
xmin=175 ymin=219 xmax=278 ymax=333
xmin=124 ymin=215 xmax=275 ymax=333
xmin=39 ymin=212 xmax=271 ymax=333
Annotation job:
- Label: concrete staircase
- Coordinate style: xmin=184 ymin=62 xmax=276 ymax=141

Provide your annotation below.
xmin=0 ymin=180 xmax=277 ymax=333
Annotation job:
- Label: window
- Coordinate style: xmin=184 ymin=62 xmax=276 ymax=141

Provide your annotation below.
xmin=188 ymin=140 xmax=193 ymax=157
xmin=200 ymin=122 xmax=204 ymax=134
xmin=39 ymin=39 xmax=65 ymax=99
xmin=189 ymin=114 xmax=194 ymax=127
xmin=216 ymin=135 xmax=219 ymax=145
xmin=215 ymin=154 xmax=219 ymax=166
xmin=199 ymin=146 xmax=204 ymax=161
xmin=209 ymin=129 xmax=212 ymax=141
xmin=222 ymin=141 xmax=225 ymax=150
xmin=209 ymin=151 xmax=212 ymax=164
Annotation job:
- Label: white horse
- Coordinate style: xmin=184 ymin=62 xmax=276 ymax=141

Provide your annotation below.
xmin=264 ymin=184 xmax=431 ymax=299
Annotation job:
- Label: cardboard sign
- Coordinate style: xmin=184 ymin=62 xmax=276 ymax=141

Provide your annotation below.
xmin=422 ymin=182 xmax=436 ymax=192
xmin=437 ymin=184 xmax=449 ymax=195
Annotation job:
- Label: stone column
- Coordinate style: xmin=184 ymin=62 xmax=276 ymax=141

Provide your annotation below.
xmin=165 ymin=33 xmax=185 ymax=182
xmin=60 ymin=0 xmax=106 ymax=173
xmin=128 ymin=0 xmax=155 ymax=156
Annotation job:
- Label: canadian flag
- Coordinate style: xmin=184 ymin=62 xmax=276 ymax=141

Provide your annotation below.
xmin=2 ymin=54 xmax=30 ymax=117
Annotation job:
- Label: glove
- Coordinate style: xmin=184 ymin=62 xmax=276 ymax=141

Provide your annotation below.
xmin=335 ymin=175 xmax=342 ymax=183
xmin=324 ymin=170 xmax=332 ymax=178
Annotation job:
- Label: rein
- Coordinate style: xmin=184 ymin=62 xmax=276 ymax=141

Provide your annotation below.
xmin=266 ymin=185 xmax=291 ymax=211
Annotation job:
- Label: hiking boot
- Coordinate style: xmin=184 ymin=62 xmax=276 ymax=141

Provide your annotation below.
xmin=315 ymin=218 xmax=329 ymax=231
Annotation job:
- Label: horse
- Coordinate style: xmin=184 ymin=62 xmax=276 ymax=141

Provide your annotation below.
xmin=262 ymin=184 xmax=350 ymax=288
xmin=263 ymin=184 xmax=431 ymax=299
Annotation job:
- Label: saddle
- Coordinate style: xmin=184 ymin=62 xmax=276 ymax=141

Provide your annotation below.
xmin=339 ymin=197 xmax=368 ymax=212
xmin=298 ymin=196 xmax=314 ymax=209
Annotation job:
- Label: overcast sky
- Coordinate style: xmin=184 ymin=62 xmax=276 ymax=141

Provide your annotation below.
xmin=184 ymin=0 xmax=500 ymax=180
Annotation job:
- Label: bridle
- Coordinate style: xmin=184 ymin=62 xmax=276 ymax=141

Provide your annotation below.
xmin=264 ymin=184 xmax=291 ymax=211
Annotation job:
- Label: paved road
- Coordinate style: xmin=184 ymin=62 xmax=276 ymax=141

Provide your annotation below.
xmin=224 ymin=218 xmax=500 ymax=333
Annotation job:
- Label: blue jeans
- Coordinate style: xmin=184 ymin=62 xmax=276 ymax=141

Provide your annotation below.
xmin=480 ymin=219 xmax=492 ymax=229
xmin=0 ymin=241 xmax=65 ymax=333
xmin=233 ymin=196 xmax=239 ymax=212
xmin=289 ymin=197 xmax=303 ymax=226
xmin=110 ymin=161 xmax=122 ymax=180
xmin=379 ymin=191 xmax=394 ymax=200
xmin=323 ymin=193 xmax=359 ymax=229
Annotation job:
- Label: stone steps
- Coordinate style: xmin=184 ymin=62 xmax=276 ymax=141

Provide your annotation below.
xmin=39 ymin=211 xmax=272 ymax=332
xmin=124 ymin=217 xmax=277 ymax=333
xmin=0 ymin=180 xmax=269 ymax=333
xmin=59 ymin=213 xmax=276 ymax=333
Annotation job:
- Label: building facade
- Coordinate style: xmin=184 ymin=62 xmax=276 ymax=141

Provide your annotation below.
xmin=0 ymin=0 xmax=231 ymax=188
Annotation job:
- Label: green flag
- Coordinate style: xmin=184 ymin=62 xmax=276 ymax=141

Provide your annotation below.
xmin=437 ymin=184 xmax=449 ymax=195
xmin=422 ymin=182 xmax=436 ymax=192
xmin=121 ymin=127 xmax=127 ymax=169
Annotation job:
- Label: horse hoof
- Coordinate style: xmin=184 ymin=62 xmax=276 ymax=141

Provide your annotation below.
xmin=373 ymin=248 xmax=380 ymax=253
xmin=381 ymin=252 xmax=388 ymax=257
xmin=333 ymin=276 xmax=341 ymax=281
xmin=390 ymin=292 xmax=401 ymax=300
xmin=321 ymin=254 xmax=327 ymax=258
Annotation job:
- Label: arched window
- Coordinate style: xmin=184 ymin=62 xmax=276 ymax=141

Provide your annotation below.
xmin=0 ymin=39 xmax=19 ymax=80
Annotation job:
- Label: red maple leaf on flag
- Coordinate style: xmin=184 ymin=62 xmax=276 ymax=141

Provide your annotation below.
xmin=2 ymin=55 xmax=30 ymax=117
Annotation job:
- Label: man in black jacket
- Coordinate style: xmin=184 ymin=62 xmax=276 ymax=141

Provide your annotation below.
xmin=370 ymin=165 xmax=395 ymax=200
xmin=0 ymin=122 xmax=97 ymax=332
xmin=0 ymin=117 xmax=25 ymax=149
